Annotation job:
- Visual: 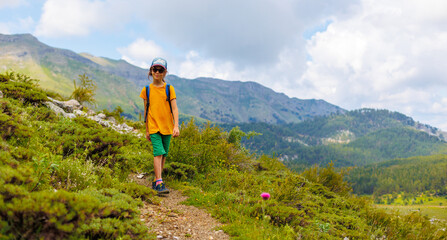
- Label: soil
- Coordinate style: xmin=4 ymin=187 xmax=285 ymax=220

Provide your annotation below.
xmin=131 ymin=174 xmax=230 ymax=240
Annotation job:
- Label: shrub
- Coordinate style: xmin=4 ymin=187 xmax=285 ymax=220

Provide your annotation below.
xmin=70 ymin=73 xmax=97 ymax=106
xmin=0 ymin=72 xmax=47 ymax=104
xmin=164 ymin=161 xmax=198 ymax=180
xmin=0 ymin=100 xmax=33 ymax=141
xmin=118 ymin=181 xmax=156 ymax=203
xmin=0 ymin=188 xmax=149 ymax=239
xmin=302 ymin=161 xmax=352 ymax=196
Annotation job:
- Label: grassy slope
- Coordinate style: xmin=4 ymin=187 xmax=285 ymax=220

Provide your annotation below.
xmin=1 ymin=72 xmax=446 ymax=239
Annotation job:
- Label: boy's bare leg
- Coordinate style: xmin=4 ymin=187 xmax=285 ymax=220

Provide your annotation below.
xmin=161 ymin=156 xmax=166 ymax=173
xmin=154 ymin=155 xmax=163 ymax=180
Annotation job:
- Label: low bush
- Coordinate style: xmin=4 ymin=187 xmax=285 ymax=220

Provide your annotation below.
xmin=164 ymin=161 xmax=198 ymax=180
xmin=0 ymin=72 xmax=47 ymax=104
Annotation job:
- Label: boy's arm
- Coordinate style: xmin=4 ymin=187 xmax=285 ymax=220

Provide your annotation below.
xmin=143 ymin=99 xmax=151 ymax=142
xmin=171 ymin=98 xmax=180 ymax=137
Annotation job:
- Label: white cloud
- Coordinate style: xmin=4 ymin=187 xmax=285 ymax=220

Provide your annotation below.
xmin=177 ymin=51 xmax=235 ymax=80
xmin=34 ymin=0 xmax=132 ymax=37
xmin=117 ymin=38 xmax=165 ymax=69
xmin=134 ymin=0 xmax=358 ymax=68
xmin=0 ymin=16 xmax=34 ymax=34
xmin=289 ymin=0 xmax=447 ymax=130
xmin=0 ymin=0 xmax=27 ymax=9
xmin=35 ymin=0 xmax=101 ymax=37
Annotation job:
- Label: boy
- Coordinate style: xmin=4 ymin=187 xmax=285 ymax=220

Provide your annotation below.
xmin=140 ymin=57 xmax=180 ymax=194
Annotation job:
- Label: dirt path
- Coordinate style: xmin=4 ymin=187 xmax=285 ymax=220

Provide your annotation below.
xmin=132 ymin=175 xmax=230 ymax=240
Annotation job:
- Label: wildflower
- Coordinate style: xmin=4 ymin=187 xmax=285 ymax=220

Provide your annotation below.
xmin=260 ymin=192 xmax=270 ymax=200
xmin=260 ymin=192 xmax=270 ymax=222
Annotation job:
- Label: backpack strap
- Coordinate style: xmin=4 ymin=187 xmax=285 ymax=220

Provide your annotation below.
xmin=166 ymin=84 xmax=173 ymax=114
xmin=144 ymin=85 xmax=150 ymax=123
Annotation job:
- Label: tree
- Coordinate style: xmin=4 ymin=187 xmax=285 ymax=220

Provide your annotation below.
xmin=71 ymin=73 xmax=97 ymax=105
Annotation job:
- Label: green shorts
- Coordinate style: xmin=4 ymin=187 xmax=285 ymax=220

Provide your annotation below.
xmin=150 ymin=133 xmax=172 ymax=157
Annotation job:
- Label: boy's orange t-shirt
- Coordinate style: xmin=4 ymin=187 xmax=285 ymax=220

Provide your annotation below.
xmin=139 ymin=83 xmax=176 ymax=135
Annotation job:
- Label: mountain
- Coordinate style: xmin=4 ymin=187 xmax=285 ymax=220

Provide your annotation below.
xmin=169 ymin=75 xmax=345 ymax=123
xmin=0 ymin=33 xmax=143 ymax=118
xmin=220 ymin=109 xmax=447 ymax=168
xmin=0 ymin=33 xmax=344 ymax=123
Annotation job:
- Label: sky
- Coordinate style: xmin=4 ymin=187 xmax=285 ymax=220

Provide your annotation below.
xmin=1 ymin=0 xmax=447 ymax=130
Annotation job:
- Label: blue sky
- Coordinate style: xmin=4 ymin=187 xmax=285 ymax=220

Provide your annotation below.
xmin=1 ymin=0 xmax=447 ymax=130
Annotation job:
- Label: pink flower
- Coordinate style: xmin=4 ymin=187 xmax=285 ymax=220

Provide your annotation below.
xmin=260 ymin=192 xmax=270 ymax=200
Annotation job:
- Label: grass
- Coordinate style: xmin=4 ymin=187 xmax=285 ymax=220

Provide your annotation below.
xmin=376 ymin=205 xmax=447 ymax=221
xmin=375 ymin=194 xmax=447 ymax=221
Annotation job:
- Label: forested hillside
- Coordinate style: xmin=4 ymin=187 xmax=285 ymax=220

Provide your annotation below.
xmin=2 ymin=71 xmax=446 ymax=239
xmin=346 ymin=154 xmax=447 ymax=196
xmin=221 ymin=109 xmax=447 ymax=169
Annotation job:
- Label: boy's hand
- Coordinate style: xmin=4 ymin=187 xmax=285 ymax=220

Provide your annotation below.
xmin=173 ymin=126 xmax=180 ymax=137
xmin=146 ymin=132 xmax=151 ymax=142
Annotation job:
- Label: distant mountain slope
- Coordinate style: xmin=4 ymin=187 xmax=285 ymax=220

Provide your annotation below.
xmin=0 ymin=33 xmax=143 ymax=117
xmin=346 ymin=154 xmax=447 ymax=195
xmin=0 ymin=33 xmax=344 ymax=123
xmin=220 ymin=109 xmax=447 ymax=168
xmin=168 ymin=75 xmax=345 ymax=123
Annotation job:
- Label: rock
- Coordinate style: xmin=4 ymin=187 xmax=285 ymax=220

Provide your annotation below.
xmin=44 ymin=101 xmax=67 ymax=117
xmin=44 ymin=102 xmax=77 ymax=118
xmin=73 ymin=110 xmax=87 ymax=116
xmin=137 ymin=173 xmax=147 ymax=179
xmin=97 ymin=113 xmax=106 ymax=119
xmin=98 ymin=120 xmax=110 ymax=127
xmin=66 ymin=113 xmax=76 ymax=118
xmin=44 ymin=98 xmax=142 ymax=137
xmin=107 ymin=116 xmax=116 ymax=124
xmin=0 ymin=90 xmax=3 ymax=98
xmin=47 ymin=97 xmax=81 ymax=113
xmin=64 ymin=99 xmax=82 ymax=111
xmin=87 ymin=109 xmax=96 ymax=115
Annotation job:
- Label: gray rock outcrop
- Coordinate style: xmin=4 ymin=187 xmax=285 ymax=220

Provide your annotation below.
xmin=45 ymin=97 xmax=142 ymax=137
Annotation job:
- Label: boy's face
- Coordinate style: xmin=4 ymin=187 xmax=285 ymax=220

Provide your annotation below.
xmin=151 ymin=66 xmax=166 ymax=81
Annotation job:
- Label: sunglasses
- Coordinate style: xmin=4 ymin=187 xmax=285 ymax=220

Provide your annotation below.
xmin=152 ymin=67 xmax=165 ymax=73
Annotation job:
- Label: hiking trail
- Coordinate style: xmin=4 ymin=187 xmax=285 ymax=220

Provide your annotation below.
xmin=132 ymin=175 xmax=230 ymax=240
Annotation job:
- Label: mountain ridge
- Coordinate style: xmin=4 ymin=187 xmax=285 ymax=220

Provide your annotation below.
xmin=0 ymin=33 xmax=343 ymax=123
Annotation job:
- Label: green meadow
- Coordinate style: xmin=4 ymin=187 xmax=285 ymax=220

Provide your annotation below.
xmin=375 ymin=194 xmax=447 ymax=221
